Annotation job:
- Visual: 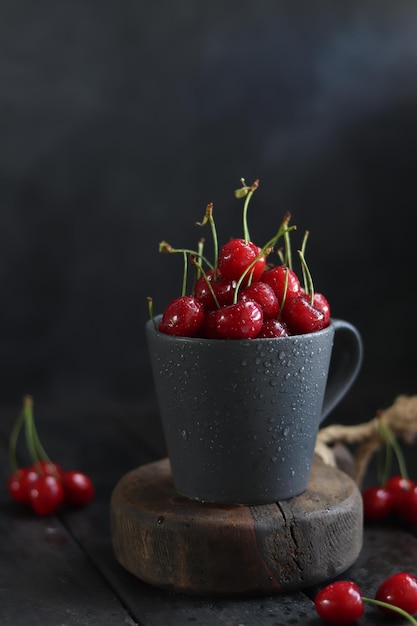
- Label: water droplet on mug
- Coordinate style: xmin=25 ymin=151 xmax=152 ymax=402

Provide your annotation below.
xmin=283 ymin=426 xmax=290 ymax=437
xmin=285 ymin=373 xmax=291 ymax=379
xmin=241 ymin=359 xmax=248 ymax=367
xmin=279 ymin=351 xmax=286 ymax=361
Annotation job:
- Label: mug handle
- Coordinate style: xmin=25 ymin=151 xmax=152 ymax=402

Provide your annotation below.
xmin=321 ymin=319 xmax=363 ymax=421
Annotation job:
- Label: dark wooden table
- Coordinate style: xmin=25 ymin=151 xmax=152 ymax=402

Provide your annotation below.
xmin=2 ymin=398 xmax=417 ymax=626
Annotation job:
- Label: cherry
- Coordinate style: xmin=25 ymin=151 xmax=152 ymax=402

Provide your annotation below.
xmin=315 ymin=581 xmax=364 ymax=624
xmin=282 ymin=294 xmax=327 ymax=335
xmin=218 ymin=238 xmax=266 ymax=284
xmin=362 ymin=486 xmax=394 ymax=521
xmin=239 ymin=281 xmax=279 ymax=320
xmin=375 ymin=572 xmax=417 ymax=616
xmin=257 ymin=319 xmax=289 ymax=338
xmin=193 ymin=270 xmax=236 ymax=311
xmin=395 ymin=484 xmax=417 ymax=524
xmin=7 ymin=466 xmax=39 ymax=504
xmin=384 ymin=475 xmax=415 ymax=512
xmin=261 ymin=265 xmax=301 ymax=305
xmin=29 ymin=474 xmax=64 ymax=516
xmin=158 ymin=295 xmax=204 ymax=337
xmin=312 ymin=292 xmax=331 ymax=326
xmin=62 ymin=471 xmax=95 ymax=506
xmin=202 ymin=300 xmax=263 ymax=339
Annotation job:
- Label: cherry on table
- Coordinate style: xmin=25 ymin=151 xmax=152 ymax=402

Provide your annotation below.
xmin=29 ymin=474 xmax=64 ymax=516
xmin=7 ymin=467 xmax=39 ymax=504
xmin=62 ymin=470 xmax=95 ymax=506
xmin=375 ymin=572 xmax=417 ymax=616
xmin=362 ymin=485 xmax=394 ymax=522
xmin=314 ymin=580 xmax=364 ymax=624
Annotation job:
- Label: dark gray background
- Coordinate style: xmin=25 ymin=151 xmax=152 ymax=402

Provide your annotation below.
xmin=1 ymin=1 xmax=416 ymax=421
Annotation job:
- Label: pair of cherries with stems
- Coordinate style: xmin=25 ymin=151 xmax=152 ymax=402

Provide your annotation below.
xmin=149 ymin=178 xmax=330 ymax=340
xmin=315 ymin=572 xmax=417 ymax=624
xmin=362 ymin=418 xmax=417 ymax=524
xmin=7 ymin=395 xmax=94 ymax=516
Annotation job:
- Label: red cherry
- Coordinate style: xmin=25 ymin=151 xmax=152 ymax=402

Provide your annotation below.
xmin=159 ymin=295 xmax=204 ymax=337
xmin=261 ymin=265 xmax=301 ymax=305
xmin=33 ymin=459 xmax=64 ymax=478
xmin=311 ymin=292 xmax=331 ymax=326
xmin=282 ymin=295 xmax=327 ymax=335
xmin=362 ymin=486 xmax=394 ymax=521
xmin=202 ymin=300 xmax=263 ymax=339
xmin=395 ymin=484 xmax=417 ymax=524
xmin=257 ymin=319 xmax=289 ymax=338
xmin=193 ymin=270 xmax=236 ymax=311
xmin=239 ymin=282 xmax=279 ymax=320
xmin=218 ymin=239 xmax=266 ymax=284
xmin=7 ymin=466 xmax=40 ymax=504
xmin=29 ymin=474 xmax=64 ymax=516
xmin=384 ymin=475 xmax=415 ymax=512
xmin=315 ymin=581 xmax=364 ymax=624
xmin=62 ymin=471 xmax=95 ymax=506
xmin=7 ymin=467 xmax=35 ymax=503
xmin=375 ymin=572 xmax=417 ymax=616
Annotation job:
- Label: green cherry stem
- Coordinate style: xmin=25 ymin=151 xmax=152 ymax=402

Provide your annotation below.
xmin=181 ymin=251 xmax=188 ymax=296
xmin=147 ymin=297 xmax=157 ymax=329
xmin=190 ymin=255 xmax=220 ymax=309
xmin=159 ymin=241 xmax=214 ymax=271
xmin=300 ymin=231 xmax=310 ymax=293
xmin=297 ymin=249 xmax=315 ymax=305
xmin=23 ymin=395 xmax=51 ymax=470
xmin=8 ymin=407 xmax=26 ymax=472
xmin=277 ymin=267 xmax=289 ymax=322
xmin=195 ymin=203 xmax=218 ymax=274
xmin=234 ymin=178 xmax=259 ymax=244
xmin=233 ymin=214 xmax=295 ymax=304
xmin=362 ymin=596 xmax=417 ymax=625
xmin=379 ymin=418 xmax=409 ymax=482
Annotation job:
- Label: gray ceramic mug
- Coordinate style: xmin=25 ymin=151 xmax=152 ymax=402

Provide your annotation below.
xmin=146 ymin=316 xmax=362 ymax=505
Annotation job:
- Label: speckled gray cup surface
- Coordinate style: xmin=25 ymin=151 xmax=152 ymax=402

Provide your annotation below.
xmin=146 ymin=316 xmax=362 ymax=504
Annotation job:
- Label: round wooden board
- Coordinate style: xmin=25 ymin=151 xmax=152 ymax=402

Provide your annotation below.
xmin=110 ymin=456 xmax=363 ymax=596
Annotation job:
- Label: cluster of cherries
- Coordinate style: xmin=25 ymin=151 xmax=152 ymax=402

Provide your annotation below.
xmin=152 ymin=179 xmax=330 ymax=340
xmin=315 ymin=572 xmax=417 ymax=624
xmin=362 ymin=474 xmax=417 ymax=524
xmin=7 ymin=396 xmax=94 ymax=516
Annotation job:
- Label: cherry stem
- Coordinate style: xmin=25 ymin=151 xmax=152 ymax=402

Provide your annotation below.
xmin=362 ymin=596 xmax=417 ymax=625
xmin=283 ymin=223 xmax=294 ymax=270
xmin=297 ymin=249 xmax=315 ymax=305
xmin=23 ymin=395 xmax=51 ymax=472
xmin=378 ymin=418 xmax=409 ymax=482
xmin=190 ymin=256 xmax=220 ymax=309
xmin=233 ymin=214 xmax=294 ymax=304
xmin=159 ymin=241 xmax=214 ymax=270
xmin=196 ymin=238 xmax=205 ymax=280
xmin=300 ymin=231 xmax=310 ymax=293
xmin=147 ymin=297 xmax=157 ymax=330
xmin=195 ymin=203 xmax=218 ymax=274
xmin=235 ymin=178 xmax=259 ymax=244
xmin=277 ymin=267 xmax=289 ymax=321
xmin=181 ymin=251 xmax=188 ymax=297
xmin=8 ymin=407 xmax=25 ymax=472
